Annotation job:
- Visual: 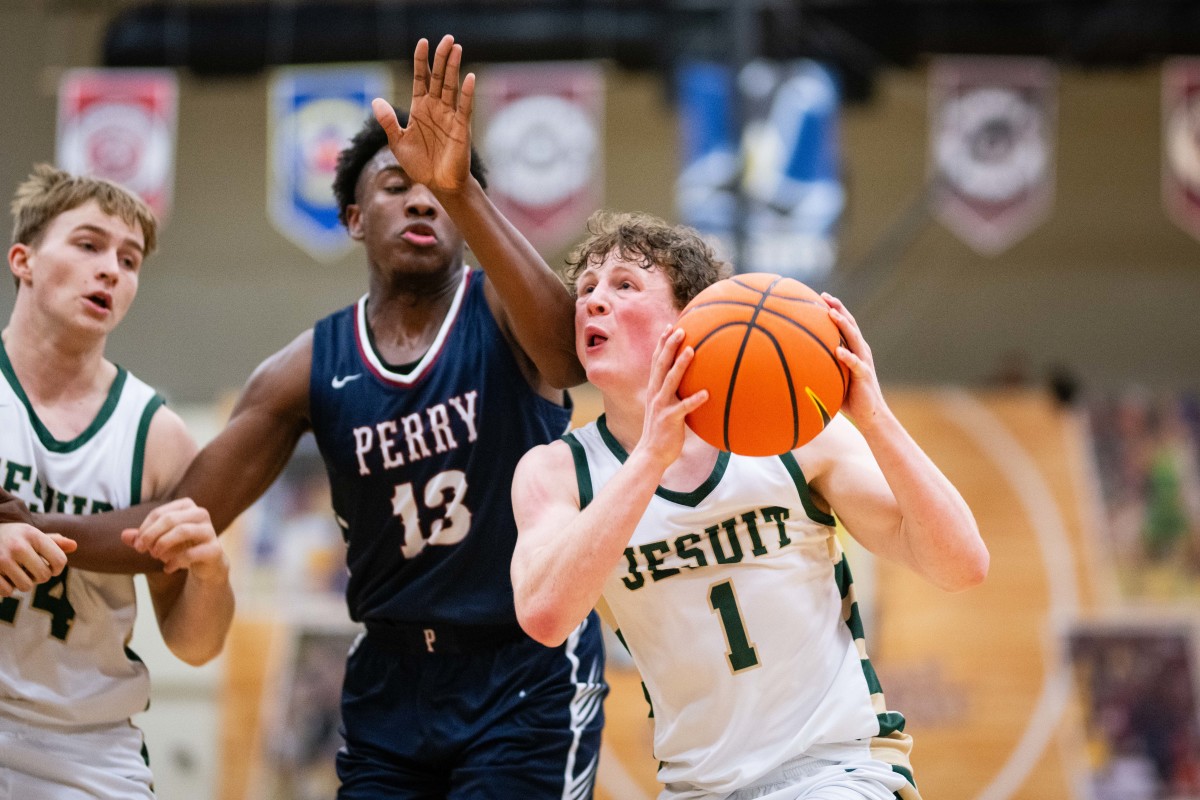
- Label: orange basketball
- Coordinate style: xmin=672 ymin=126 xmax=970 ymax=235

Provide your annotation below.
xmin=676 ymin=273 xmax=849 ymax=456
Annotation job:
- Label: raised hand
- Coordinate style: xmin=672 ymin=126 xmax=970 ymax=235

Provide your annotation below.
xmin=637 ymin=326 xmax=709 ymax=469
xmin=822 ymin=292 xmax=886 ymax=431
xmin=372 ymin=34 xmax=475 ymax=194
xmin=0 ymin=523 xmax=76 ymax=596
xmin=121 ymin=498 xmax=228 ymax=582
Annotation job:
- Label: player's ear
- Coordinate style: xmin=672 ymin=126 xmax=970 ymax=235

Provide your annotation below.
xmin=345 ymin=204 xmax=366 ymax=241
xmin=8 ymin=243 xmax=32 ymax=285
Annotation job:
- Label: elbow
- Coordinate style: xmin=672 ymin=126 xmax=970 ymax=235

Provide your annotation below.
xmin=514 ymin=596 xmax=571 ymax=648
xmin=942 ymin=543 xmax=990 ymax=593
xmin=169 ymin=638 xmax=226 ymax=667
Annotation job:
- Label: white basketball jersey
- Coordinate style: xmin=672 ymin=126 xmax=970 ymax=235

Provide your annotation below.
xmin=566 ymin=417 xmax=913 ymax=796
xmin=0 ymin=342 xmax=164 ymax=728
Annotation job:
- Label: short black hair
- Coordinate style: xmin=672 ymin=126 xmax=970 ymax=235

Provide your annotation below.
xmin=332 ymin=103 xmax=489 ymax=228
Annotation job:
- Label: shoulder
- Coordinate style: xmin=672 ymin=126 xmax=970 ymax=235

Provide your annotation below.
xmin=793 ymin=414 xmax=872 ymax=479
xmin=514 ymin=438 xmax=578 ymax=498
xmin=257 ymin=329 xmax=314 ymax=374
xmin=517 ymin=437 xmax=575 ymax=474
xmin=240 ymin=330 xmax=314 ymax=411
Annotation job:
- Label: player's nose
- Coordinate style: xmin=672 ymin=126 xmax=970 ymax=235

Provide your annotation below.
xmin=405 ymin=183 xmax=439 ymax=217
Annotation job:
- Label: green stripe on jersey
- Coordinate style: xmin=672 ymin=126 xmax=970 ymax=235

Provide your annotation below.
xmin=130 ymin=395 xmax=165 ymax=504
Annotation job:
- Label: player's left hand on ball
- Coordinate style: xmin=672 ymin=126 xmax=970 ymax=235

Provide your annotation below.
xmin=122 ymin=498 xmax=229 ymax=581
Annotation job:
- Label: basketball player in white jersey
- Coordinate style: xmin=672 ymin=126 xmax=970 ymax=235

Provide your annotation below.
xmin=0 ymin=165 xmax=234 ymax=799
xmin=510 ymin=211 xmax=989 ymax=800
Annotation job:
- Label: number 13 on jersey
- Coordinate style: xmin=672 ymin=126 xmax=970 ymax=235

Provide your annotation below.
xmin=391 ymin=469 xmax=473 ymax=559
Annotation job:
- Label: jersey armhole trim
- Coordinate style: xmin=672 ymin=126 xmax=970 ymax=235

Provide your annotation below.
xmin=778 ymin=451 xmax=836 ymax=526
xmin=562 ymin=432 xmax=593 ymax=510
xmin=131 ymin=394 xmax=166 ymax=505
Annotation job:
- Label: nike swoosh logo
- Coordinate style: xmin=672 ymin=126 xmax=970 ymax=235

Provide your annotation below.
xmin=331 ymin=374 xmax=362 ymax=389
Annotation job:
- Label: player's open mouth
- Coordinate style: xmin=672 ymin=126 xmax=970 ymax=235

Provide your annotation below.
xmin=587 ymin=334 xmax=607 ymax=348
xmin=86 ymin=293 xmax=111 ymax=311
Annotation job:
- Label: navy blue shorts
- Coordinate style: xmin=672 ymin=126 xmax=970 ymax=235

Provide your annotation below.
xmin=336 ymin=612 xmax=607 ymax=800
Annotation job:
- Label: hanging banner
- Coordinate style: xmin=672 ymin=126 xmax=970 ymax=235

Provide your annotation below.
xmin=676 ymin=59 xmax=843 ymax=284
xmin=268 ymin=65 xmax=391 ymax=262
xmin=476 ymin=62 xmax=604 ymax=255
xmin=1162 ymin=58 xmax=1200 ymax=244
xmin=929 ymin=57 xmax=1057 ymax=256
xmin=56 ymin=69 xmax=179 ymax=223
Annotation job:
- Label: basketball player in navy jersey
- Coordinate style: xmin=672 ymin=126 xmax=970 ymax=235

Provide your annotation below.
xmin=0 ymin=36 xmax=606 ymax=799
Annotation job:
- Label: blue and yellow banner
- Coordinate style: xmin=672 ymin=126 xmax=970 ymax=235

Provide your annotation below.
xmin=268 ymin=65 xmax=391 ymax=262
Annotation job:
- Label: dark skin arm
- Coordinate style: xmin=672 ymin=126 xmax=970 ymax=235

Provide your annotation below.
xmin=0 ymin=332 xmax=313 ymax=574
xmin=373 ymin=35 xmax=584 ymax=390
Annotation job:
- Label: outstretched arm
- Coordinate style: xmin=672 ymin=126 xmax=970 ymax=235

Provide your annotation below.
xmin=0 ymin=332 xmax=313 ymax=575
xmin=373 ymin=35 xmax=583 ymax=389
xmin=805 ymin=295 xmax=988 ymax=592
xmin=165 ymin=331 xmax=313 ymax=534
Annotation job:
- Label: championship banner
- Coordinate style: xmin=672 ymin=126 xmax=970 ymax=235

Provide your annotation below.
xmin=57 ymin=69 xmax=178 ymax=222
xmin=676 ymin=60 xmax=843 ymax=284
xmin=268 ymin=65 xmax=391 ymax=262
xmin=476 ymin=62 xmax=604 ymax=255
xmin=1162 ymin=58 xmax=1200 ymax=243
xmin=929 ymin=57 xmax=1057 ymax=256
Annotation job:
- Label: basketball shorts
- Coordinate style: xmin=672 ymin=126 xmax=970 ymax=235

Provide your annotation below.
xmin=661 ymin=752 xmax=914 ymax=800
xmin=0 ymin=715 xmax=154 ymax=800
xmin=336 ymin=611 xmax=607 ymax=800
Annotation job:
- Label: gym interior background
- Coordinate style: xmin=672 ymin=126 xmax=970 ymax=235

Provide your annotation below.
xmin=3 ymin=2 xmax=1199 ymax=799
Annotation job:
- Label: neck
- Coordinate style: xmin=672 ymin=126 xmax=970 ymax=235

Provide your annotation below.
xmin=3 ymin=309 xmax=112 ymax=403
xmin=364 ymin=265 xmax=464 ymax=363
xmin=598 ymin=389 xmax=647 ymax=454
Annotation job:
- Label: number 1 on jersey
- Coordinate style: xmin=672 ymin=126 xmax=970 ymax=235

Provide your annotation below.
xmin=709 ymin=579 xmax=759 ymax=673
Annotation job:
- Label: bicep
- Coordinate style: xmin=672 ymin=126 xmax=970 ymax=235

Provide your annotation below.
xmin=511 ymin=444 xmax=581 ymax=562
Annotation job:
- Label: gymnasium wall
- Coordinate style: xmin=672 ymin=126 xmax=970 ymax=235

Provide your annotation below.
xmin=2 ymin=3 xmax=1200 ymax=404
xmin=3 ymin=4 xmax=1199 ymax=800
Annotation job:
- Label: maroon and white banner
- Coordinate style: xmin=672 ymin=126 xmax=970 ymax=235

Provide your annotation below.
xmin=928 ymin=58 xmax=1057 ymax=256
xmin=477 ymin=63 xmax=604 ymax=255
xmin=1162 ymin=58 xmax=1200 ymax=244
xmin=57 ymin=69 xmax=179 ymax=223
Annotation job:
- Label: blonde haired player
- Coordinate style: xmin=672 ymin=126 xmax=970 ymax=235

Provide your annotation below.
xmin=511 ymin=212 xmax=989 ymax=800
xmin=0 ymin=165 xmax=234 ymax=799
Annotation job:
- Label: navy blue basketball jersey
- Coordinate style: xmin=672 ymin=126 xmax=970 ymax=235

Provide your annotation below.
xmin=310 ymin=269 xmax=572 ymax=626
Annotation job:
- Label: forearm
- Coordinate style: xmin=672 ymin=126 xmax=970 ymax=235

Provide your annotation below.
xmin=437 ymin=180 xmax=583 ymax=388
xmin=0 ymin=489 xmax=163 ymax=573
xmin=859 ymin=406 xmax=988 ymax=590
xmin=35 ymin=507 xmax=164 ymax=574
xmin=158 ymin=570 xmax=235 ymax=666
xmin=516 ymin=451 xmax=664 ymax=645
